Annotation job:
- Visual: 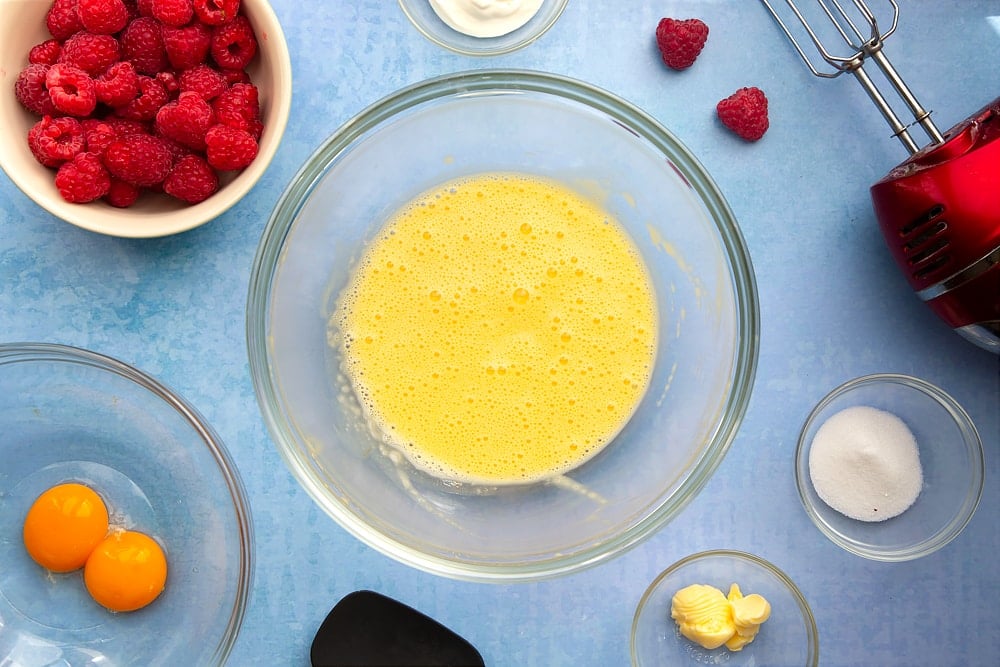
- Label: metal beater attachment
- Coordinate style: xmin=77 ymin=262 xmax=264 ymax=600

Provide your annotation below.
xmin=760 ymin=0 xmax=943 ymax=154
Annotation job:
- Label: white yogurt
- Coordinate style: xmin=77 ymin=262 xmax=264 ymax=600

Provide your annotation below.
xmin=429 ymin=0 xmax=545 ymax=38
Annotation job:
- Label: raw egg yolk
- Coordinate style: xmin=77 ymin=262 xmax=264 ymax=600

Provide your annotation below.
xmin=23 ymin=482 xmax=109 ymax=573
xmin=84 ymin=530 xmax=168 ymax=612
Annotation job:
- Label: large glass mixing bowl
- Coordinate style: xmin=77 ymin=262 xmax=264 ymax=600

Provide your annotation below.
xmin=247 ymin=70 xmax=759 ymax=582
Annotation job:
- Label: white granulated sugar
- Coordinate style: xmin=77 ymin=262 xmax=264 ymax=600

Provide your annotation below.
xmin=808 ymin=405 xmax=923 ymax=522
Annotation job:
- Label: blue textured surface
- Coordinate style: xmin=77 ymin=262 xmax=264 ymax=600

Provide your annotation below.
xmin=2 ymin=2 xmax=998 ymax=665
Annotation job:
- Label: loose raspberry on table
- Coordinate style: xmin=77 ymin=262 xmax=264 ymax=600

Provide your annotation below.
xmin=28 ymin=116 xmax=86 ymax=167
xmin=95 ymin=61 xmax=139 ymax=108
xmin=120 ymin=16 xmax=168 ymax=74
xmin=46 ymin=0 xmax=84 ymax=41
xmin=212 ymin=82 xmax=261 ymax=138
xmin=155 ymin=91 xmax=215 ymax=150
xmin=58 ymin=31 xmax=121 ymax=76
xmin=164 ymin=153 xmax=218 ymax=203
xmin=29 ymin=39 xmax=63 ymax=66
xmin=105 ymin=177 xmax=141 ymax=207
xmin=655 ymin=18 xmax=709 ymax=71
xmin=116 ymin=75 xmax=169 ymax=121
xmin=204 ymin=123 xmax=257 ymax=171
xmin=193 ymin=0 xmax=240 ymax=26
xmin=45 ymin=63 xmax=98 ymax=117
xmin=55 ymin=152 xmax=112 ymax=203
xmin=178 ymin=63 xmax=227 ymax=100
xmin=15 ymin=64 xmax=58 ymax=116
xmin=716 ymin=87 xmax=770 ymax=142
xmin=78 ymin=0 xmax=129 ymax=35
xmin=162 ymin=22 xmax=212 ymax=70
xmin=102 ymin=132 xmax=174 ymax=186
xmin=210 ymin=15 xmax=257 ymax=70
xmin=151 ymin=0 xmax=194 ymax=27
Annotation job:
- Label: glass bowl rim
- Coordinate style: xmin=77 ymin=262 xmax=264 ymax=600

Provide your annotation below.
xmin=794 ymin=372 xmax=985 ymax=562
xmin=629 ymin=548 xmax=820 ymax=666
xmin=396 ymin=0 xmax=570 ymax=56
xmin=0 ymin=341 xmax=255 ymax=664
xmin=246 ymin=68 xmax=760 ymax=582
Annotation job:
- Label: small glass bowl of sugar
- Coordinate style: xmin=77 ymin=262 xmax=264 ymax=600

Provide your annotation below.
xmin=795 ymin=374 xmax=985 ymax=561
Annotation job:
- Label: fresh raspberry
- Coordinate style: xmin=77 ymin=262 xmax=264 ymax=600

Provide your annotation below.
xmin=155 ymin=69 xmax=180 ymax=94
xmin=46 ymin=0 xmax=84 ymax=41
xmin=162 ymin=22 xmax=212 ymax=70
xmin=55 ymin=152 xmax=111 ymax=202
xmin=81 ymin=118 xmax=118 ymax=154
xmin=219 ymin=67 xmax=249 ymax=85
xmin=204 ymin=123 xmax=256 ymax=170
xmin=193 ymin=0 xmax=240 ymax=26
xmin=210 ymin=15 xmax=257 ymax=70
xmin=95 ymin=61 xmax=140 ymax=107
xmin=103 ymin=116 xmax=151 ymax=136
xmin=655 ymin=18 xmax=709 ymax=71
xmin=116 ymin=75 xmax=169 ymax=121
xmin=58 ymin=31 xmax=121 ymax=76
xmin=164 ymin=154 xmax=218 ymax=203
xmin=151 ymin=0 xmax=193 ymax=27
xmin=78 ymin=0 xmax=129 ymax=35
xmin=121 ymin=16 xmax=168 ymax=74
xmin=122 ymin=0 xmax=140 ymax=21
xmin=136 ymin=0 xmax=154 ymax=16
xmin=178 ymin=63 xmax=227 ymax=100
xmin=102 ymin=132 xmax=173 ymax=186
xmin=212 ymin=82 xmax=261 ymax=138
xmin=15 ymin=64 xmax=58 ymax=116
xmin=159 ymin=135 xmax=194 ymax=162
xmin=28 ymin=116 xmax=86 ymax=167
xmin=105 ymin=177 xmax=141 ymax=207
xmin=716 ymin=87 xmax=770 ymax=142
xmin=155 ymin=91 xmax=215 ymax=150
xmin=29 ymin=40 xmax=63 ymax=66
xmin=45 ymin=63 xmax=98 ymax=117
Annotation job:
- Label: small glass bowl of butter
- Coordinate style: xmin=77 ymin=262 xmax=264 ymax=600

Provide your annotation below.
xmin=631 ymin=550 xmax=819 ymax=666
xmin=398 ymin=0 xmax=569 ymax=56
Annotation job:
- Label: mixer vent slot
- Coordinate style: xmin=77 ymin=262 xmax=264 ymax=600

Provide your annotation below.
xmin=902 ymin=205 xmax=951 ymax=280
xmin=900 ymin=204 xmax=944 ymax=236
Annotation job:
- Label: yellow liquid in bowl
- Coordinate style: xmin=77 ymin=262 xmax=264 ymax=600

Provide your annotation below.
xmin=333 ymin=172 xmax=657 ymax=485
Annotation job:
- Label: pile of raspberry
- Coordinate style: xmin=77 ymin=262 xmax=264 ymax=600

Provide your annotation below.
xmin=14 ymin=0 xmax=263 ymax=206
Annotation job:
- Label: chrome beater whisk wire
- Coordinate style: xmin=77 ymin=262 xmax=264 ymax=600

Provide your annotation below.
xmin=760 ymin=0 xmax=944 ymax=154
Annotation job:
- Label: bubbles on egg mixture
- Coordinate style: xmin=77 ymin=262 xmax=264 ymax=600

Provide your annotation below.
xmin=332 ymin=172 xmax=658 ymax=485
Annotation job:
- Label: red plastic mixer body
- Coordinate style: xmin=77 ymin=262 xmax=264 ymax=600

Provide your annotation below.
xmin=870 ymin=96 xmax=1000 ymax=351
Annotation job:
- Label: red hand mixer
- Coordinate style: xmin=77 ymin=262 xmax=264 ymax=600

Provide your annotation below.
xmin=761 ymin=0 xmax=1000 ymax=353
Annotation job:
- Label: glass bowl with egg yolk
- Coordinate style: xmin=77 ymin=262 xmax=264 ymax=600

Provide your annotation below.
xmin=248 ymin=69 xmax=760 ymax=582
xmin=0 ymin=343 xmax=253 ymax=665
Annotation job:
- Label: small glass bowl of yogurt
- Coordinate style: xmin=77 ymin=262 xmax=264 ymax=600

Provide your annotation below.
xmin=631 ymin=550 xmax=819 ymax=666
xmin=398 ymin=0 xmax=569 ymax=56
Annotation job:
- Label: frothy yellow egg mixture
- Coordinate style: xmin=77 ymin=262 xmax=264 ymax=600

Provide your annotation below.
xmin=333 ymin=172 xmax=657 ymax=484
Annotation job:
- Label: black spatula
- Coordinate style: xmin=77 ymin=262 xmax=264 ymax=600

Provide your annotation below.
xmin=310 ymin=590 xmax=486 ymax=667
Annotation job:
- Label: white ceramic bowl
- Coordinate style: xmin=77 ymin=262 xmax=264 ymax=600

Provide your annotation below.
xmin=0 ymin=343 xmax=253 ymax=665
xmin=631 ymin=550 xmax=819 ymax=666
xmin=796 ymin=374 xmax=985 ymax=561
xmin=248 ymin=70 xmax=759 ymax=582
xmin=398 ymin=0 xmax=568 ymax=56
xmin=0 ymin=0 xmax=291 ymax=238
